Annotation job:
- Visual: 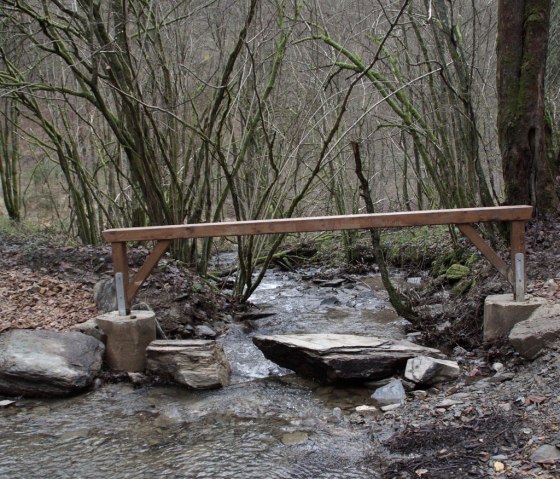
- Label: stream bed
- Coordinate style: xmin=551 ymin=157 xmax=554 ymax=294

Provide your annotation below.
xmin=0 ymin=268 xmax=412 ymax=479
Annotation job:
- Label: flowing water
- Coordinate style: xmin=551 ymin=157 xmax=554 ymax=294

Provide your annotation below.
xmin=0 ymin=268 xmax=410 ymax=479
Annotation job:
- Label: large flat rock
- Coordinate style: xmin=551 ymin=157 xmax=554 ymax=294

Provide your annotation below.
xmin=0 ymin=329 xmax=105 ymax=397
xmin=252 ymin=334 xmax=444 ymax=383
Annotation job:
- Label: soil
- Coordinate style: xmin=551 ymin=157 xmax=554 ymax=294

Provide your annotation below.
xmin=1 ymin=216 xmax=559 ymax=478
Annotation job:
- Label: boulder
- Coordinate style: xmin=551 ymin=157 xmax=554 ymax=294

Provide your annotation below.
xmin=93 ymin=278 xmax=116 ymax=313
xmin=371 ymin=379 xmax=406 ymax=406
xmin=509 ymin=304 xmax=560 ymax=359
xmin=146 ymin=340 xmax=230 ymax=389
xmin=0 ymin=329 xmax=104 ymax=397
xmin=69 ymin=318 xmax=105 ymax=342
xmin=252 ymin=334 xmax=444 ymax=383
xmin=404 ymin=355 xmax=460 ymax=386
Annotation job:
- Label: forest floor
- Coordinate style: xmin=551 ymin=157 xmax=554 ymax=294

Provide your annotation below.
xmin=1 ymin=216 xmax=560 ymax=478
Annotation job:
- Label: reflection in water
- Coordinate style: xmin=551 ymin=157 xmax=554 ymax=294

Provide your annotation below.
xmin=0 ymin=270 xmax=405 ymax=479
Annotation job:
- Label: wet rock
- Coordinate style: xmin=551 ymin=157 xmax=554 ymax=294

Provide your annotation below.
xmin=281 ymin=431 xmax=309 ymax=445
xmin=509 ymin=304 xmax=560 ymax=359
xmin=320 ymin=296 xmax=341 ymax=306
xmin=146 ymin=339 xmax=230 ymax=389
xmin=195 ymin=324 xmax=217 ymax=339
xmin=252 ymin=334 xmax=444 ymax=384
xmin=0 ymin=329 xmax=104 ymax=397
xmin=93 ymin=278 xmax=116 ymax=313
xmin=531 ymin=444 xmax=560 ymax=463
xmin=405 ymin=355 xmax=460 ymax=386
xmin=315 ymin=278 xmax=346 ymax=288
xmin=371 ymin=379 xmax=406 ymax=406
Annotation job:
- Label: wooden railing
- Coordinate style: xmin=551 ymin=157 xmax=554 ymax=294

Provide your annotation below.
xmin=103 ymin=206 xmax=534 ymax=315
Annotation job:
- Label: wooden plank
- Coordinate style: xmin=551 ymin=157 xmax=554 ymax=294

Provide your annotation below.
xmin=127 ymin=240 xmax=171 ymax=302
xmin=510 ymin=221 xmax=526 ymax=300
xmin=103 ymin=206 xmax=533 ymax=242
xmin=111 ymin=242 xmax=130 ymax=314
xmin=456 ymin=224 xmax=512 ymax=285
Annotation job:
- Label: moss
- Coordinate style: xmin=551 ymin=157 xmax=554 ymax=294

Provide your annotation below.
xmin=445 ymin=264 xmax=470 ymax=281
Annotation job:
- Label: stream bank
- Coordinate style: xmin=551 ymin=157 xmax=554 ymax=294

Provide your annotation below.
xmin=1 ymin=218 xmax=560 ymax=478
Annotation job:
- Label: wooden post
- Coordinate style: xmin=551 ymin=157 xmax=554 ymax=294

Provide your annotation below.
xmin=111 ymin=242 xmax=130 ymax=315
xmin=510 ymin=221 xmax=526 ymax=302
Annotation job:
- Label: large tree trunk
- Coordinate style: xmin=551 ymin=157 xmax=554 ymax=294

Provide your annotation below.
xmin=497 ymin=0 xmax=557 ymax=212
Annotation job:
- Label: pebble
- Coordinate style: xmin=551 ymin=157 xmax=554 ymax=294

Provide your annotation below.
xmin=435 ymin=399 xmax=463 ymax=408
xmin=491 ymin=362 xmax=504 ymax=372
xmin=281 ymin=431 xmax=309 ymax=446
xmin=381 ymin=404 xmax=402 ymax=412
xmin=493 ymin=461 xmax=505 ymax=472
xmin=0 ymin=400 xmax=16 ymax=408
xmin=411 ymin=390 xmax=428 ymax=400
xmin=355 ymin=405 xmax=378 ymax=416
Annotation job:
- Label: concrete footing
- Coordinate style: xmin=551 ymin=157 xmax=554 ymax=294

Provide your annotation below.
xmin=96 ymin=310 xmax=156 ymax=372
xmin=483 ymin=294 xmax=546 ymax=341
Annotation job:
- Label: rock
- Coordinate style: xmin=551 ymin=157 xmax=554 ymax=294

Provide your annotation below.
xmin=371 ymin=379 xmax=406 ymax=406
xmin=491 ymin=362 xmax=504 ymax=372
xmin=194 ymin=324 xmax=217 ymax=339
xmin=0 ymin=329 xmax=104 ymax=397
xmin=355 ymin=405 xmax=379 ymax=416
xmin=509 ymin=304 xmax=560 ymax=359
xmin=531 ymin=444 xmax=560 ymax=463
xmin=493 ymin=461 xmax=505 ymax=472
xmin=69 ymin=318 xmax=105 ymax=342
xmin=281 ymin=432 xmax=309 ymax=445
xmin=315 ymin=278 xmax=346 ymax=288
xmin=320 ymin=296 xmax=341 ymax=306
xmin=381 ymin=404 xmax=401 ymax=412
xmin=405 ymin=355 xmax=460 ymax=386
xmin=93 ymin=278 xmax=116 ymax=313
xmin=252 ymin=334 xmax=444 ymax=383
xmin=445 ymin=264 xmax=470 ymax=281
xmin=0 ymin=400 xmax=16 ymax=408
xmin=146 ymin=339 xmax=230 ymax=389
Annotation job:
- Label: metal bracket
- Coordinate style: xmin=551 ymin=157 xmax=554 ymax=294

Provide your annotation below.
xmin=115 ymin=272 xmax=128 ymax=316
xmin=515 ymin=253 xmax=525 ymax=302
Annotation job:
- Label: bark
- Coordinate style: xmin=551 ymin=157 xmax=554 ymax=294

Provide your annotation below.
xmin=497 ymin=0 xmax=558 ymax=211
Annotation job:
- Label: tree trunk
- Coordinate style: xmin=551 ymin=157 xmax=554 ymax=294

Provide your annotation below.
xmin=497 ymin=0 xmax=558 ymax=211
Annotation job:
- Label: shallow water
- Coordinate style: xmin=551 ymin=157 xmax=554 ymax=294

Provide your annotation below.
xmin=0 ymin=269 xmax=407 ymax=479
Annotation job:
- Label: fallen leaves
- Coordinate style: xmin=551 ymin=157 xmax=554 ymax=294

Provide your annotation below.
xmin=0 ymin=269 xmax=96 ymax=333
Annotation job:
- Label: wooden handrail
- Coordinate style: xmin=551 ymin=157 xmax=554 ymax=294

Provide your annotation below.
xmin=102 ymin=206 xmax=534 ymax=315
xmin=103 ymin=206 xmax=533 ymax=242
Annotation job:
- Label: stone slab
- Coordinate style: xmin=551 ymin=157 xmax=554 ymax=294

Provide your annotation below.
xmin=253 ymin=333 xmax=444 ymax=383
xmin=483 ymin=294 xmax=546 ymax=341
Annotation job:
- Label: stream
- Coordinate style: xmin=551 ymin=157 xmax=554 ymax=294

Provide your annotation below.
xmin=0 ymin=268 xmax=413 ymax=479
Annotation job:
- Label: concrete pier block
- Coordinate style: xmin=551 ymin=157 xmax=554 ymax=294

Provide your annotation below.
xmin=96 ymin=310 xmax=156 ymax=372
xmin=483 ymin=294 xmax=546 ymax=341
